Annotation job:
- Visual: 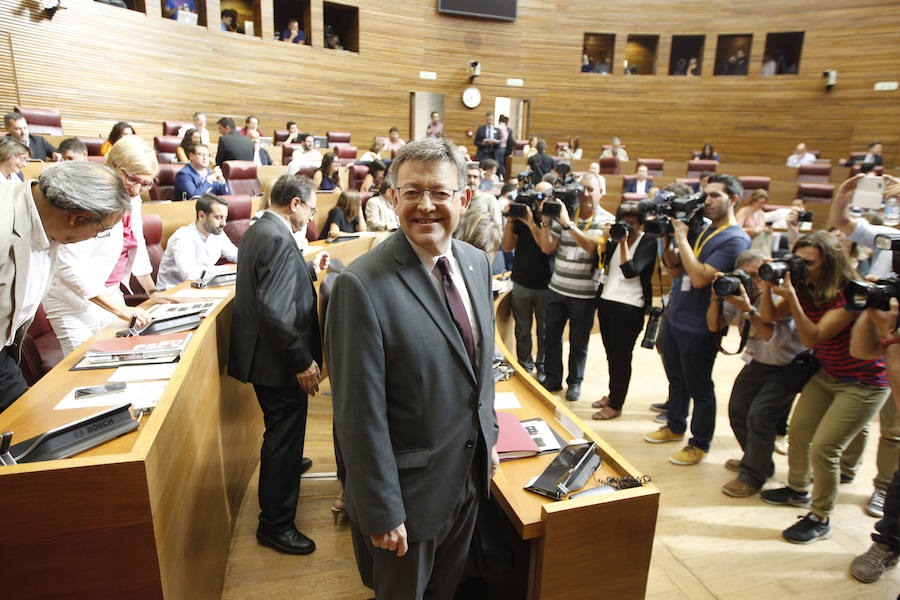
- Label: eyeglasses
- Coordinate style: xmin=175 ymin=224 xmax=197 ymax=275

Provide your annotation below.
xmin=118 ymin=167 xmax=154 ymax=191
xmin=396 ymin=187 xmax=459 ymax=205
xmin=304 ymin=204 xmax=317 ymax=217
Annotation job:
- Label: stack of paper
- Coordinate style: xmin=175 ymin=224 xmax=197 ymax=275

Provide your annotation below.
xmin=72 ymin=332 xmax=193 ymax=370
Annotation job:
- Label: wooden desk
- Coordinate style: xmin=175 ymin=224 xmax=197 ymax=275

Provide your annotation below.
xmin=0 ymin=237 xmax=375 ymax=598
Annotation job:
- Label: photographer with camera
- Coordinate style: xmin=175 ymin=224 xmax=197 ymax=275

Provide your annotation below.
xmin=590 ymin=202 xmax=658 ymax=420
xmin=538 ymin=172 xmax=614 ymax=401
xmin=502 ymin=181 xmax=554 ymax=380
xmin=758 ymin=231 xmax=890 ymax=544
xmin=829 ymin=173 xmax=900 ymax=519
xmin=643 ymin=174 xmax=750 ymax=466
xmin=707 ymin=249 xmax=813 ymax=497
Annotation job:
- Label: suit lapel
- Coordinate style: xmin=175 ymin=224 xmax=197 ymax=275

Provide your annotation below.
xmin=392 ymin=234 xmax=475 ymax=381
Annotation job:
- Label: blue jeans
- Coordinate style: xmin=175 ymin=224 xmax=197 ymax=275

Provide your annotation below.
xmin=662 ymin=320 xmax=718 ymax=452
xmin=543 ymin=289 xmax=595 ymax=388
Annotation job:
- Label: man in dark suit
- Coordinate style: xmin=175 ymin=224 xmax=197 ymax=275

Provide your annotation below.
xmin=4 ymin=112 xmax=60 ymax=162
xmin=326 ymin=138 xmax=499 ymax=599
xmin=215 ymin=117 xmax=254 ymax=165
xmin=174 ymin=144 xmax=230 ymax=201
xmin=473 ymin=111 xmax=500 ymax=163
xmin=229 ymin=173 xmax=329 ymax=555
xmin=623 ymin=164 xmax=656 ymax=195
xmin=527 ymin=139 xmax=556 ymax=179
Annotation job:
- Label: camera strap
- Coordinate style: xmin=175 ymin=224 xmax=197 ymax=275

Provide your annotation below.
xmin=717 ymin=319 xmax=751 ymax=356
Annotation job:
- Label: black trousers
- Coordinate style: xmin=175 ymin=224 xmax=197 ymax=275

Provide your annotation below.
xmin=252 ymin=382 xmax=309 ymax=534
xmin=596 ymin=299 xmax=645 ymax=410
xmin=0 ymin=346 xmax=28 ymax=413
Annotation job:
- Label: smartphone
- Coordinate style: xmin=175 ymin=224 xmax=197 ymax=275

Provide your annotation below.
xmin=852 ymin=175 xmax=885 ymax=210
xmin=74 ymin=383 xmax=127 ymax=399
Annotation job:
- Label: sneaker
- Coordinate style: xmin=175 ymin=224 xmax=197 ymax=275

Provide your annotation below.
xmin=724 ymin=458 xmax=741 ymax=472
xmin=565 ymin=383 xmax=581 ymax=401
xmin=866 ymin=489 xmax=887 ymax=518
xmin=774 ymin=435 xmax=788 ymax=455
xmin=670 ymin=445 xmax=707 ymax=466
xmin=782 ymin=512 xmax=831 ymax=544
xmin=649 ymin=402 xmax=668 ymax=413
xmin=653 ymin=413 xmax=667 ymax=424
xmin=840 ymin=472 xmax=855 ymax=484
xmin=722 ymin=478 xmax=760 ymax=497
xmin=849 ymin=542 xmax=899 ymax=583
xmin=643 ymin=426 xmax=684 ymax=444
xmin=761 ymin=486 xmax=811 ymax=507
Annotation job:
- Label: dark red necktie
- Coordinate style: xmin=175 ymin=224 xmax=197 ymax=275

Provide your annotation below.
xmin=436 ymin=257 xmax=476 ymax=369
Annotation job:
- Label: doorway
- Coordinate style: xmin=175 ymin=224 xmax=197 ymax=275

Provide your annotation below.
xmin=409 ymin=92 xmax=446 ymax=141
xmin=494 ymin=97 xmax=529 ymax=143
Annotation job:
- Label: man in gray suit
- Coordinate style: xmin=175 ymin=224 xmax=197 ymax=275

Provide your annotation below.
xmin=0 ymin=161 xmax=130 ymax=411
xmin=326 ymin=137 xmax=499 ymax=599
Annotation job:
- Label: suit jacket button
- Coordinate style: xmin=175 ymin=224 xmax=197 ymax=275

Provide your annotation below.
xmin=476 ymin=401 xmax=483 ymax=409
xmin=465 ymin=438 xmax=475 ymax=448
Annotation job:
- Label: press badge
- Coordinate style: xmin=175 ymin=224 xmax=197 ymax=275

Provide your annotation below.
xmin=594 ymin=268 xmax=606 ymax=284
xmin=680 ymin=273 xmax=692 ymax=292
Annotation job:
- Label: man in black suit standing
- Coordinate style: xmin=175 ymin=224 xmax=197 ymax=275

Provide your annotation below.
xmin=326 ymin=138 xmax=498 ymax=598
xmin=229 ymin=174 xmax=329 ymax=555
xmin=4 ymin=112 xmax=60 ymax=162
xmin=474 ymin=111 xmax=500 ymax=163
xmin=215 ymin=117 xmax=254 ymax=165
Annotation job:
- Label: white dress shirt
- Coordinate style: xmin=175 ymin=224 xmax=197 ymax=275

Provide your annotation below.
xmin=786 ymin=152 xmax=817 ymax=167
xmin=156 ymin=222 xmax=238 ymax=290
xmin=177 ymin=125 xmax=210 ymax=145
xmin=287 ymin=149 xmax=324 ymax=173
xmin=635 ymin=179 xmax=648 ymax=195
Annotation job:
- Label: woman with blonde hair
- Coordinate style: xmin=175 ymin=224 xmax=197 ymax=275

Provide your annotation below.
xmin=359 ymin=138 xmax=385 ymax=163
xmin=43 ymin=136 xmax=179 ymax=354
xmin=319 ymin=189 xmax=367 ymax=239
xmin=0 ymin=136 xmax=29 ymax=184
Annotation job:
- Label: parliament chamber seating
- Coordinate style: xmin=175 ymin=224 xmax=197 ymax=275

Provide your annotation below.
xmin=602 ymin=143 xmax=627 ymax=151
xmin=622 ymin=191 xmax=649 ymax=203
xmin=686 ymin=159 xmax=718 ymax=177
xmin=76 ymin=136 xmax=105 ymax=156
xmin=676 ymin=177 xmax=701 ymax=191
xmin=153 ymin=135 xmax=181 ymax=164
xmin=14 ymin=106 xmax=63 ymax=135
xmin=162 ymin=121 xmax=190 ymax=136
xmin=636 ymin=158 xmax=664 ymax=176
xmin=359 ymin=191 xmax=374 ymax=211
xmin=20 ymin=304 xmax=64 ymax=385
xmin=796 ymin=182 xmax=835 ymax=204
xmin=327 ymin=131 xmax=351 ymax=145
xmin=223 ymin=195 xmax=253 ymax=245
xmin=124 ymin=213 xmax=164 ymax=305
xmin=599 ymin=156 xmax=620 ymax=174
xmin=348 ymin=163 xmax=369 ymax=190
xmin=850 ymin=164 xmax=884 ymax=176
xmin=222 ymin=161 xmax=260 ymax=196
xmin=797 ymin=162 xmax=832 ymax=183
xmin=332 ymin=143 xmax=358 ymax=166
xmin=282 ymin=142 xmax=301 ymax=164
xmin=272 ymin=129 xmax=289 ymax=145
xmin=150 ymin=163 xmax=183 ymax=201
xmin=738 ymin=176 xmax=771 ymax=199
xmin=292 ymin=164 xmax=318 ymax=179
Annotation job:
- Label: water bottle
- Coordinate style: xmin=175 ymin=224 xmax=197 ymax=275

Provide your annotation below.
xmin=884 ymin=197 xmax=900 ymax=226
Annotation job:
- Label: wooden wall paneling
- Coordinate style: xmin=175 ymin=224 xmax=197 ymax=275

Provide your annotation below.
xmin=0 ymin=31 xmax=20 ymax=109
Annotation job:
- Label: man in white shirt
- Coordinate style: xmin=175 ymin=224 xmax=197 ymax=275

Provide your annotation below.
xmin=177 ymin=112 xmax=211 ymax=145
xmin=600 ymin=137 xmax=629 ymax=161
xmin=287 ymin=134 xmax=323 ymax=174
xmin=786 ymin=143 xmax=817 ymax=168
xmin=157 ymin=193 xmax=238 ymax=291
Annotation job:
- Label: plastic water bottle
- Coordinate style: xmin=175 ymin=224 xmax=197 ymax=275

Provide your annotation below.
xmin=884 ymin=197 xmax=900 ymax=226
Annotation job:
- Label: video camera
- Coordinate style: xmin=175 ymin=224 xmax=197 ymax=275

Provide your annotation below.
xmin=759 ymin=254 xmax=806 ymax=284
xmin=843 ymin=231 xmax=900 ymax=311
xmin=637 ymin=189 xmax=707 ymax=236
xmin=509 ymin=169 xmax=546 ymax=221
xmin=713 ymin=269 xmax=754 ymax=297
xmin=540 ymin=162 xmax=584 ymax=220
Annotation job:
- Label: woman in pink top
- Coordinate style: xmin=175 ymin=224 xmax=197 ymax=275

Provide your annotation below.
xmin=736 ymin=189 xmax=770 ymax=239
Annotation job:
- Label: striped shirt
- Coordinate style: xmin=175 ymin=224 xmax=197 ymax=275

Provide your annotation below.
xmin=548 ymin=210 xmax=612 ymax=299
xmin=800 ymin=292 xmax=887 ymax=387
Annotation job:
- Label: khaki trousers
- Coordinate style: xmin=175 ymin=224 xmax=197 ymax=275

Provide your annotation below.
xmin=841 ymin=394 xmax=900 ymax=491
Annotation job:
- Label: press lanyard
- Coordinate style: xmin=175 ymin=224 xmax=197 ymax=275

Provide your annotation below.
xmin=573 ymin=205 xmax=594 ymax=232
xmin=693 ymin=221 xmax=734 ymax=258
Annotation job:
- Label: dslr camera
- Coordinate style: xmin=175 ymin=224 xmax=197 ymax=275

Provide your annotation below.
xmin=609 ymin=220 xmax=632 ymax=243
xmin=545 ymin=162 xmax=584 ymax=219
xmin=640 ymin=306 xmax=664 ymax=349
xmin=759 ymin=254 xmax=806 ymax=284
xmin=843 ymin=231 xmax=900 ymax=311
xmin=637 ymin=189 xmax=707 ymax=236
xmin=713 ymin=269 xmax=754 ymax=297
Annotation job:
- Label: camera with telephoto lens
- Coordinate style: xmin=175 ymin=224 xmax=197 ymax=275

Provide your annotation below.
xmin=843 ymin=279 xmax=900 ymax=311
xmin=640 ymin=306 xmax=664 ymax=349
xmin=516 ymin=169 xmax=539 ymax=189
xmin=759 ymin=254 xmax=806 ymax=284
xmin=637 ymin=189 xmax=707 ymax=237
xmin=609 ymin=220 xmax=633 ymax=243
xmin=550 ymin=162 xmax=584 ymax=218
xmin=713 ymin=269 xmax=754 ymax=297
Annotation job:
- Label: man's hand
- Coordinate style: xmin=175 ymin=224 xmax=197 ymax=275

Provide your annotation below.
xmin=296 ymin=360 xmax=321 ymax=395
xmin=517 ymin=204 xmax=533 ymax=225
xmin=556 ymin=202 xmax=572 ymax=230
xmin=371 ymin=523 xmax=408 ymax=557
xmin=119 ymin=306 xmax=152 ymax=328
xmin=868 ymin=298 xmax=900 ymax=339
xmin=670 ymin=219 xmax=689 ymax=243
xmin=317 ymin=251 xmax=331 ymax=273
xmin=491 ymin=445 xmax=500 ymax=477
xmin=51 ymin=152 xmax=62 ymax=162
xmin=723 ymin=285 xmax=753 ymax=313
xmin=212 ymin=166 xmax=226 ymax=183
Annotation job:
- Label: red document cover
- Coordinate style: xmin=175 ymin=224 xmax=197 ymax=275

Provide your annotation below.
xmin=86 ymin=332 xmax=193 ymax=356
xmin=496 ymin=411 xmax=540 ymax=460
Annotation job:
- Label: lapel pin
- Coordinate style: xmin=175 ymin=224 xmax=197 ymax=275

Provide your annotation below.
xmin=467 ymin=265 xmax=473 ymax=271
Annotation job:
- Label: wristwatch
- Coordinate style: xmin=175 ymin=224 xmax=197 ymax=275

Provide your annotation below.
xmin=742 ymin=307 xmax=759 ymax=319
xmin=563 ymin=223 xmax=572 ymax=231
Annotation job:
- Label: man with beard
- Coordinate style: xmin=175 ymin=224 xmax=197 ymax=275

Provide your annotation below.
xmin=156 ymin=193 xmax=238 ymax=290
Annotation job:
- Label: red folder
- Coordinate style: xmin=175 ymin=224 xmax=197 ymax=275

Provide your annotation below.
xmin=496 ymin=411 xmax=540 ymax=460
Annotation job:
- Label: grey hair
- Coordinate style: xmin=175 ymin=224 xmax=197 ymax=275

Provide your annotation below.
xmin=390 ymin=137 xmax=466 ymax=190
xmin=0 ymin=136 xmax=28 ymax=162
xmin=271 ymin=173 xmax=314 ymax=207
xmin=735 ymin=249 xmax=766 ymax=268
xmin=38 ymin=161 xmax=131 ymax=219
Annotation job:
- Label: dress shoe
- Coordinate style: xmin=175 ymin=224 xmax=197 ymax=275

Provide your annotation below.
xmin=256 ymin=528 xmax=316 ymax=555
xmin=565 ymin=383 xmax=581 ymax=401
xmin=541 ymin=379 xmax=562 ymax=393
xmin=300 ymin=457 xmax=313 ymax=475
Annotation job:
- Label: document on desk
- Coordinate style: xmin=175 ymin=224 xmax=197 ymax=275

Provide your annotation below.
xmin=148 ymin=300 xmax=222 ymax=319
xmin=174 ymin=287 xmax=232 ymax=299
xmin=108 ymin=363 xmax=179 ymax=383
xmin=494 ymin=392 xmax=521 ymax=409
xmin=54 ymin=381 xmax=168 ymax=411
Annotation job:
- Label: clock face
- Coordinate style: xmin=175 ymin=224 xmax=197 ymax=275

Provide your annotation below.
xmin=462 ymin=86 xmax=481 ymax=109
